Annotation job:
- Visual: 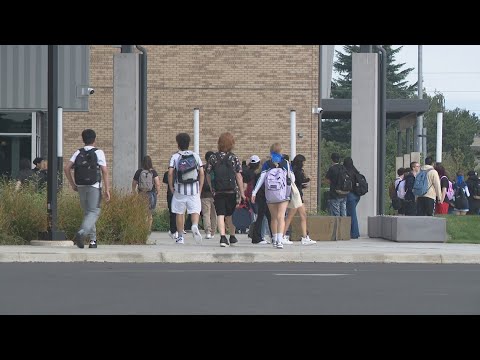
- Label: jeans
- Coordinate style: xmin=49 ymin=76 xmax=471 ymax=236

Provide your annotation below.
xmin=346 ymin=192 xmax=360 ymax=239
xmin=328 ymin=197 xmax=347 ymax=216
xmin=77 ymin=186 xmax=101 ymax=242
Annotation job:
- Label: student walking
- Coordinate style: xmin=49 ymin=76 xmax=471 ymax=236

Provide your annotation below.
xmin=64 ymin=129 xmax=110 ymax=249
xmin=343 ymin=157 xmax=362 ymax=239
xmin=168 ymin=133 xmax=204 ymax=244
xmin=251 ymin=143 xmax=291 ymax=249
xmin=206 ymin=132 xmax=246 ymax=247
xmin=132 ymin=155 xmax=161 ymax=231
xmin=201 ymin=151 xmax=217 ymax=239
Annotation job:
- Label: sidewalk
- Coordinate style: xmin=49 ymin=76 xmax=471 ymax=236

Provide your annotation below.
xmin=1 ymin=232 xmax=480 ymax=264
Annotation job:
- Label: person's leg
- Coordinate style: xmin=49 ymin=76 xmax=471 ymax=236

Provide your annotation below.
xmin=253 ymin=199 xmax=266 ymax=242
xmin=283 ymin=207 xmax=298 ymax=237
xmin=328 ymin=199 xmax=341 ymax=216
xmin=201 ymin=197 xmax=212 ymax=235
xmin=225 ymin=193 xmax=238 ymax=243
xmin=167 ymin=193 xmax=177 ymax=234
xmin=425 ymin=198 xmax=435 ymax=216
xmin=76 ymin=186 xmax=101 ymax=248
xmin=267 ymin=203 xmax=279 ymax=245
xmin=416 ymin=197 xmax=425 ymax=216
xmin=346 ymin=192 xmax=359 ymax=238
xmin=210 ymin=198 xmax=217 ymax=236
xmin=171 ymin=193 xmax=187 ymax=243
xmin=340 ymin=197 xmax=347 ymax=217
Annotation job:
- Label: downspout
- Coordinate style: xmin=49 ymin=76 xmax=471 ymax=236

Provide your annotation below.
xmin=136 ymin=45 xmax=148 ymax=167
xmin=374 ymin=45 xmax=387 ymax=215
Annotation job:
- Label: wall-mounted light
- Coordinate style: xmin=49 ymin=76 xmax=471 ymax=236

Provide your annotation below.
xmin=297 ymin=133 xmax=304 ymax=138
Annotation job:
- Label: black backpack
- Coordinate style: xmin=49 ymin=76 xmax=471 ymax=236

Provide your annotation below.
xmin=472 ymin=179 xmax=480 ymax=200
xmin=335 ymin=165 xmax=353 ymax=195
xmin=213 ymin=153 xmax=237 ymax=192
xmin=353 ymin=172 xmax=368 ymax=196
xmin=404 ymin=173 xmax=416 ymax=202
xmin=74 ymin=148 xmax=100 ymax=185
xmin=454 ymin=185 xmax=469 ymax=210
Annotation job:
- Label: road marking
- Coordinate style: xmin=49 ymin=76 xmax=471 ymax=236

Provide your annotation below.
xmin=274 ymin=274 xmax=352 ymax=276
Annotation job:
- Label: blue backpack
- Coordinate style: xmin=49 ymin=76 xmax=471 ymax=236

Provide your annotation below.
xmin=412 ymin=169 xmax=432 ymax=197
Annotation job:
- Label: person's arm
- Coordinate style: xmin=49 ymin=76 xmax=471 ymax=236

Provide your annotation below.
xmin=198 ymin=166 xmax=205 ymax=195
xmin=433 ymin=172 xmax=442 ymax=203
xmin=154 ymin=175 xmax=161 ymax=194
xmin=64 ymin=161 xmax=77 ymax=192
xmin=168 ymin=167 xmax=175 ymax=194
xmin=100 ymin=165 xmax=110 ymax=201
xmin=235 ymin=172 xmax=245 ymax=201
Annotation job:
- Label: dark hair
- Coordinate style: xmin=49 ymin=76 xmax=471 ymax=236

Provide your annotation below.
xmin=249 ymin=162 xmax=260 ymax=171
xmin=142 ymin=155 xmax=153 ymax=170
xmin=397 ymin=167 xmax=406 ymax=176
xmin=467 ymin=170 xmax=477 ymax=177
xmin=176 ymin=133 xmax=190 ymax=151
xmin=33 ymin=157 xmax=43 ymax=166
xmin=82 ymin=129 xmax=96 ymax=145
xmin=343 ymin=157 xmax=358 ymax=173
xmin=205 ymin=151 xmax=214 ymax=162
xmin=425 ymin=156 xmax=433 ymax=165
xmin=434 ymin=164 xmax=446 ymax=178
xmin=20 ymin=158 xmax=31 ymax=170
xmin=410 ymin=161 xmax=419 ymax=170
xmin=283 ymin=154 xmax=290 ymax=161
xmin=242 ymin=160 xmax=247 ymax=167
xmin=292 ymin=154 xmax=306 ymax=169
xmin=331 ymin=152 xmax=340 ymax=163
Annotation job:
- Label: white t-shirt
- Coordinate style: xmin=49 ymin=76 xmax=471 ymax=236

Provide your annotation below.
xmin=169 ymin=150 xmax=203 ymax=196
xmin=69 ymin=145 xmax=107 ymax=188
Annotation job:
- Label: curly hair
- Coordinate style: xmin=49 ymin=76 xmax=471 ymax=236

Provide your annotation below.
xmin=218 ymin=132 xmax=235 ymax=153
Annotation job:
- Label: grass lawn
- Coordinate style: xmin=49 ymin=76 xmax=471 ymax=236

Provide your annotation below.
xmin=439 ymin=215 xmax=480 ymax=243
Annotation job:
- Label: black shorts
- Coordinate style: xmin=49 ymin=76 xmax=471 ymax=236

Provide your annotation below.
xmin=214 ymin=192 xmax=237 ymax=216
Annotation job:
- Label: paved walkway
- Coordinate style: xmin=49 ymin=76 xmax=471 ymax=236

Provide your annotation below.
xmin=1 ymin=232 xmax=479 ymax=263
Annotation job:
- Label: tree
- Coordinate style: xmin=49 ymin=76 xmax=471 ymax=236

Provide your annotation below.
xmin=325 ymin=45 xmax=417 ymax=144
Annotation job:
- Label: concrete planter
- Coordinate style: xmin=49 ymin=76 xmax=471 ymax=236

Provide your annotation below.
xmin=291 ymin=215 xmax=351 ymax=241
xmin=368 ymin=215 xmax=446 ymax=242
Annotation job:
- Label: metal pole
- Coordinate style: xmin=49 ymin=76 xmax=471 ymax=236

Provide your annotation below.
xmin=290 ymin=110 xmax=296 ymax=160
xmin=416 ymin=45 xmax=423 ymax=153
xmin=317 ymin=45 xmax=323 ymax=213
xmin=422 ymin=128 xmax=427 ymax=161
xmin=436 ymin=112 xmax=443 ymax=163
xmin=136 ymin=45 xmax=148 ymax=167
xmin=406 ymin=128 xmax=411 ymax=153
xmin=57 ymin=106 xmax=63 ymax=187
xmin=193 ymin=108 xmax=200 ymax=154
xmin=46 ymin=45 xmax=65 ymax=240
xmin=397 ymin=131 xmax=402 ymax=157
xmin=375 ymin=45 xmax=387 ymax=215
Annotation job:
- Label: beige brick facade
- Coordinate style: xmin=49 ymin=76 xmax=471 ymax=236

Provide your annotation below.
xmin=63 ymin=45 xmax=321 ymax=211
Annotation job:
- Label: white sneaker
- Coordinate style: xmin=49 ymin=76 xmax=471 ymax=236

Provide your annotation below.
xmin=282 ymin=236 xmax=293 ymax=245
xmin=191 ymin=224 xmax=203 ymax=244
xmin=255 ymin=240 xmax=268 ymax=245
xmin=183 ymin=230 xmax=187 ymax=234
xmin=301 ymin=236 xmax=317 ymax=245
xmin=175 ymin=236 xmax=185 ymax=244
xmin=168 ymin=231 xmax=178 ymax=240
xmin=275 ymin=241 xmax=284 ymax=249
xmin=206 ymin=233 xmax=213 ymax=239
xmin=263 ymin=235 xmax=272 ymax=244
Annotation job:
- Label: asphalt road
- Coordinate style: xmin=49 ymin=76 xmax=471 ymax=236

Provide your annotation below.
xmin=1 ymin=263 xmax=479 ymax=314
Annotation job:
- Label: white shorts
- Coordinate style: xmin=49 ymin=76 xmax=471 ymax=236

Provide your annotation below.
xmin=171 ymin=192 xmax=201 ymax=215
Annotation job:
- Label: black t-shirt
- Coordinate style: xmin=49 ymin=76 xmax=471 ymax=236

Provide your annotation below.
xmin=16 ymin=169 xmax=35 ymax=184
xmin=162 ymin=171 xmax=172 ymax=196
xmin=133 ymin=169 xmax=158 ymax=192
xmin=326 ymin=163 xmax=345 ymax=199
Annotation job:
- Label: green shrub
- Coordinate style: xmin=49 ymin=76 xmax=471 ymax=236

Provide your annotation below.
xmin=152 ymin=209 xmax=171 ymax=232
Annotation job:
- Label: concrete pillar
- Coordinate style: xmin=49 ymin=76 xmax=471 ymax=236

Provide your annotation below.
xmin=403 ymin=154 xmax=411 ymax=169
xmin=113 ymin=53 xmax=139 ymax=192
xmin=352 ymin=53 xmax=378 ymax=236
xmin=410 ymin=152 xmax=421 ymax=166
xmin=396 ymin=157 xmax=404 ymax=173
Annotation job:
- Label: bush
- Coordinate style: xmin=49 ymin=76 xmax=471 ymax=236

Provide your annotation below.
xmin=0 ymin=181 xmax=153 ymax=245
xmin=152 ymin=209 xmax=171 ymax=232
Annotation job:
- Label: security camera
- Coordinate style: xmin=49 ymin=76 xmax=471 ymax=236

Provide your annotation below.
xmin=87 ymin=87 xmax=95 ymax=95
xmin=312 ymin=107 xmax=324 ymax=114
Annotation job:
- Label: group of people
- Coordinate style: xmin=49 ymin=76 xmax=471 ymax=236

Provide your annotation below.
xmin=391 ymin=157 xmax=480 ymax=216
xmin=14 ymin=156 xmax=48 ymax=191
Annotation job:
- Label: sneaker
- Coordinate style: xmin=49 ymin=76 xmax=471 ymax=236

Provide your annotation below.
xmin=74 ymin=231 xmax=85 ymax=249
xmin=282 ymin=236 xmax=294 ymax=245
xmin=206 ymin=233 xmax=213 ymax=239
xmin=301 ymin=236 xmax=317 ymax=245
xmin=88 ymin=241 xmax=97 ymax=249
xmin=229 ymin=235 xmax=238 ymax=245
xmin=191 ymin=224 xmax=203 ymax=243
xmin=263 ymin=235 xmax=272 ymax=244
xmin=275 ymin=241 xmax=284 ymax=249
xmin=168 ymin=231 xmax=178 ymax=240
xmin=183 ymin=230 xmax=187 ymax=234
xmin=175 ymin=236 xmax=185 ymax=244
xmin=220 ymin=235 xmax=229 ymax=247
xmin=255 ymin=240 xmax=268 ymax=245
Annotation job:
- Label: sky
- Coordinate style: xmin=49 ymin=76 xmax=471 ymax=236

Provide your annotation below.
xmin=334 ymin=45 xmax=480 ymax=113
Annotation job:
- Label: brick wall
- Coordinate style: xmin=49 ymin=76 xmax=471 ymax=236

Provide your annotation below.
xmin=63 ymin=45 xmax=321 ymax=211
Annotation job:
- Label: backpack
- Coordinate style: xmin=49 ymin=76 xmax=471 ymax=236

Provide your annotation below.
xmin=412 ymin=169 xmax=432 ymax=197
xmin=213 ymin=153 xmax=237 ymax=192
xmin=176 ymin=153 xmax=198 ymax=184
xmin=138 ymin=170 xmax=154 ymax=192
xmin=441 ymin=176 xmax=454 ymax=201
xmin=454 ymin=185 xmax=468 ymax=210
xmin=74 ymin=148 xmax=100 ymax=186
xmin=265 ymin=160 xmax=291 ymax=203
xmin=391 ymin=180 xmax=403 ymax=210
xmin=404 ymin=173 xmax=416 ymax=202
xmin=353 ymin=172 xmax=368 ymax=196
xmin=335 ymin=165 xmax=353 ymax=195
xmin=472 ymin=179 xmax=480 ymax=200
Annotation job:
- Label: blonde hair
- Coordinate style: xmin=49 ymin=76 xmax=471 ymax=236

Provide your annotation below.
xmin=270 ymin=143 xmax=282 ymax=154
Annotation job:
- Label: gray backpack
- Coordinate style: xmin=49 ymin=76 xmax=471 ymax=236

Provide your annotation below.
xmin=138 ymin=170 xmax=154 ymax=192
